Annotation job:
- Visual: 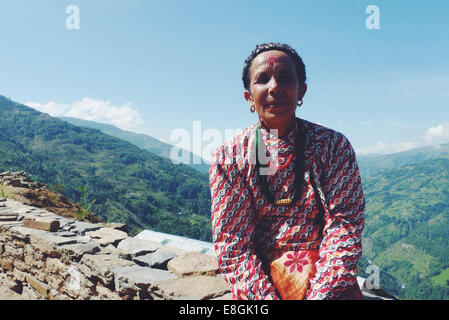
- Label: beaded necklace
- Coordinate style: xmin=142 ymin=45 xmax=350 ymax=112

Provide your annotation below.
xmin=255 ymin=118 xmax=305 ymax=206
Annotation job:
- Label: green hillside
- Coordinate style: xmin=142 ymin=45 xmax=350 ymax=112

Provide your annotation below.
xmin=0 ymin=95 xmax=212 ymax=241
xmin=361 ymin=158 xmax=449 ymax=299
xmin=59 ymin=116 xmax=210 ymax=174
xmin=358 ymin=143 xmax=449 ymax=177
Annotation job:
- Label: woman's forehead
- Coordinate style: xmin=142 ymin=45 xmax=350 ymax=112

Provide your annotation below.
xmin=251 ymin=50 xmax=295 ymax=72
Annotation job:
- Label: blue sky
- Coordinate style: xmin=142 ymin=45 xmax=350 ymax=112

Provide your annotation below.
xmin=1 ymin=0 xmax=449 ymax=160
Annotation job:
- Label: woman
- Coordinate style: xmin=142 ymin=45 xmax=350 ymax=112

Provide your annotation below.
xmin=209 ymin=43 xmax=365 ymax=300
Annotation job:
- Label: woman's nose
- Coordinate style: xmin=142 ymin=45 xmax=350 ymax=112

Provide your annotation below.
xmin=268 ymin=77 xmax=281 ymax=94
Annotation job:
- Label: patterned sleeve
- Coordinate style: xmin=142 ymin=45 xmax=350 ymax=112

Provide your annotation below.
xmin=209 ymin=144 xmax=281 ymax=300
xmin=305 ymin=133 xmax=365 ymax=300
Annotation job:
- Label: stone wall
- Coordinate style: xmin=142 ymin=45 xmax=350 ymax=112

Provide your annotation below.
xmin=0 ymin=197 xmax=231 ymax=300
xmin=0 ymin=171 xmax=45 ymax=190
xmin=0 ymin=171 xmax=393 ymax=300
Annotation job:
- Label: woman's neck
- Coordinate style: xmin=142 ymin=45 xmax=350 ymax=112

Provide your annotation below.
xmin=259 ymin=117 xmax=296 ymax=138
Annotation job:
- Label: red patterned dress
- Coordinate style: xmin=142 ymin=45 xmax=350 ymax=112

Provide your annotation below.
xmin=209 ymin=118 xmax=365 ymax=300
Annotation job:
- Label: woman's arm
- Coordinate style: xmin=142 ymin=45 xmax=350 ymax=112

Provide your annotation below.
xmin=210 ymin=145 xmax=280 ymax=300
xmin=305 ymin=133 xmax=365 ymax=300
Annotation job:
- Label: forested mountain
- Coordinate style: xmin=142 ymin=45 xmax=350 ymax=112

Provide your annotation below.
xmin=359 ymin=157 xmax=449 ymax=299
xmin=59 ymin=116 xmax=210 ymax=174
xmin=358 ymin=143 xmax=449 ymax=177
xmin=0 ymin=95 xmax=212 ymax=240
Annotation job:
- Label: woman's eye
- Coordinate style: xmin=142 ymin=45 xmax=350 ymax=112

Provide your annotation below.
xmin=256 ymin=76 xmax=268 ymax=83
xmin=280 ymin=74 xmax=293 ymax=81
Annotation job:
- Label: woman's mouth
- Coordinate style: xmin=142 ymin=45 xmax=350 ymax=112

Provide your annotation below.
xmin=265 ymin=102 xmax=287 ymax=108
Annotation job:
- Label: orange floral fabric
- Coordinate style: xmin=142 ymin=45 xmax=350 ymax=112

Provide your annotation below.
xmin=268 ymin=250 xmax=319 ymax=300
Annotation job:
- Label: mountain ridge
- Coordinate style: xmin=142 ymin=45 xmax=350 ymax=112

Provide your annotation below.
xmin=0 ymin=94 xmax=212 ymax=241
xmin=58 ymin=116 xmax=210 ymax=174
xmin=357 ymin=142 xmax=449 ymax=177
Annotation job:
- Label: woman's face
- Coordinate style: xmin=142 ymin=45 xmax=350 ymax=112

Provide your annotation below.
xmin=244 ymin=50 xmax=307 ymax=132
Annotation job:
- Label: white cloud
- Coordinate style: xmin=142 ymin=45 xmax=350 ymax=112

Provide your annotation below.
xmin=356 ymin=141 xmax=418 ymax=156
xmin=356 ymin=122 xmax=449 ymax=156
xmin=25 ymin=98 xmax=144 ymax=133
xmin=426 ymin=123 xmax=449 ymax=144
xmin=25 ymin=101 xmax=71 ymax=117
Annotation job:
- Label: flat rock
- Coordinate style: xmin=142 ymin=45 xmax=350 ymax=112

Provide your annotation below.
xmin=9 ymin=226 xmax=33 ymax=241
xmin=113 ymin=265 xmax=176 ymax=296
xmin=60 ymin=242 xmax=101 ymax=262
xmin=0 ymin=209 xmax=18 ymax=216
xmin=99 ymin=244 xmax=122 ymax=257
xmin=86 ymin=227 xmax=128 ymax=247
xmin=80 ymin=254 xmax=134 ymax=287
xmin=211 ymin=292 xmax=233 ymax=300
xmin=152 ymin=275 xmax=230 ymax=300
xmin=161 ymin=245 xmax=189 ymax=257
xmin=117 ymin=238 xmax=161 ymax=258
xmin=13 ymin=208 xmax=34 ymax=215
xmin=52 ymin=231 xmax=77 ymax=238
xmin=65 ymin=221 xmax=101 ymax=235
xmin=76 ymin=235 xmax=94 ymax=244
xmin=31 ymin=230 xmax=78 ymax=246
xmin=102 ymin=222 xmax=127 ymax=232
xmin=0 ymin=215 xmax=18 ymax=221
xmin=31 ymin=210 xmax=57 ymax=217
xmin=26 ymin=274 xmax=50 ymax=298
xmin=53 ymin=219 xmax=73 ymax=230
xmin=167 ymin=251 xmax=219 ymax=277
xmin=30 ymin=230 xmax=78 ymax=257
xmin=132 ymin=249 xmax=176 ymax=268
xmin=0 ymin=220 xmax=22 ymax=226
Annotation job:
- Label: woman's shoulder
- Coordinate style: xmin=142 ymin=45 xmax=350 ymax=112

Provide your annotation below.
xmin=301 ymin=118 xmax=352 ymax=150
xmin=210 ymin=123 xmax=257 ymax=167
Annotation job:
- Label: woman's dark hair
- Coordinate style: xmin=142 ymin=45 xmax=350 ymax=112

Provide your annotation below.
xmin=242 ymin=42 xmax=306 ymax=91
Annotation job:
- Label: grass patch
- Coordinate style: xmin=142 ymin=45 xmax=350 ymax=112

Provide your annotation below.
xmin=431 ymin=267 xmax=449 ymax=287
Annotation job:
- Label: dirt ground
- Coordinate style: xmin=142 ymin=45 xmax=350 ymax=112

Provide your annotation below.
xmin=0 ymin=185 xmax=102 ymax=223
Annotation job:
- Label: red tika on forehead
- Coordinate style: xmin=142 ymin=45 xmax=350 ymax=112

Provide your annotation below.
xmin=267 ymin=54 xmax=275 ymax=66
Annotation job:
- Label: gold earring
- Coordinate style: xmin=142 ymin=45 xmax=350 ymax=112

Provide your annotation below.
xmin=297 ymin=100 xmax=303 ymax=107
xmin=250 ymin=105 xmax=255 ymax=113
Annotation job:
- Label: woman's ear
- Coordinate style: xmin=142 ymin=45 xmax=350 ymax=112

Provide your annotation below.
xmin=298 ymin=83 xmax=307 ymax=100
xmin=244 ymin=90 xmax=254 ymax=105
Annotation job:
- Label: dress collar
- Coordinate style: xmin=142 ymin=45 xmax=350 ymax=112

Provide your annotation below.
xmin=258 ymin=118 xmax=299 ymax=147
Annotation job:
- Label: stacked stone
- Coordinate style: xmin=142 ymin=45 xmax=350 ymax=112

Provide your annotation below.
xmin=0 ymin=171 xmax=45 ymax=190
xmin=0 ymin=197 xmax=231 ymax=300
